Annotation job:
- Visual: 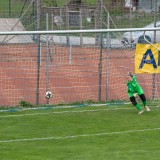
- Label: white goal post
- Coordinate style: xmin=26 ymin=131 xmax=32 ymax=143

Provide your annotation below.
xmin=0 ymin=27 xmax=160 ymax=35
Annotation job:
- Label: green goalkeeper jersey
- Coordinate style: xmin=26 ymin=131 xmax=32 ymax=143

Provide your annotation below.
xmin=127 ymin=75 xmax=144 ymax=97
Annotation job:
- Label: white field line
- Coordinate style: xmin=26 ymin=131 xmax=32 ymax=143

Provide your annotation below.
xmin=0 ymin=102 xmax=132 ymax=113
xmin=0 ymin=102 xmax=159 ymax=113
xmin=0 ymin=105 xmax=159 ymax=118
xmin=0 ymin=107 xmax=133 ymax=118
xmin=0 ymin=102 xmax=158 ymax=113
xmin=0 ymin=127 xmax=160 ymax=143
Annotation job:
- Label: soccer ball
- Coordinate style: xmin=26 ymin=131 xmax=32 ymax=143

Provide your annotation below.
xmin=45 ymin=91 xmax=53 ymax=99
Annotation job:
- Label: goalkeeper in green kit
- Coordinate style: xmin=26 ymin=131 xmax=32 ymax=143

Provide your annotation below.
xmin=126 ymin=72 xmax=150 ymax=114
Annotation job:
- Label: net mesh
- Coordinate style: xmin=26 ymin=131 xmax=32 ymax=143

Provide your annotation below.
xmin=0 ymin=31 xmax=160 ymax=106
xmin=0 ymin=0 xmax=160 ymax=106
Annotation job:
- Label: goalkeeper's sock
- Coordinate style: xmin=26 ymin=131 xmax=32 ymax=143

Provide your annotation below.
xmin=143 ymin=101 xmax=146 ymax=107
xmin=135 ymin=103 xmax=142 ymax=110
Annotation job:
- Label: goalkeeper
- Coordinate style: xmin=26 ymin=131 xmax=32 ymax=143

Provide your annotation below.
xmin=126 ymin=72 xmax=150 ymax=114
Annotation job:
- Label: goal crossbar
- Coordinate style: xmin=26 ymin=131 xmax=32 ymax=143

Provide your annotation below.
xmin=0 ymin=28 xmax=160 ymax=35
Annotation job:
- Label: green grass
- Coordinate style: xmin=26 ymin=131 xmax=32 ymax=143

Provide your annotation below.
xmin=42 ymin=0 xmax=98 ymax=7
xmin=0 ymin=0 xmax=25 ymax=17
xmin=0 ymin=104 xmax=160 ymax=160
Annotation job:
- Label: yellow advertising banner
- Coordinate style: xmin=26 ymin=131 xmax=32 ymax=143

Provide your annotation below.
xmin=135 ymin=44 xmax=160 ymax=73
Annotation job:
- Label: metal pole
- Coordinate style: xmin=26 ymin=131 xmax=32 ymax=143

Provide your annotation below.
xmin=66 ymin=6 xmax=70 ymax=46
xmin=0 ymin=28 xmax=159 ymax=35
xmin=46 ymin=13 xmax=49 ymax=92
xmin=106 ymin=12 xmax=110 ymax=101
xmin=98 ymin=0 xmax=103 ymax=101
xmin=9 ymin=0 xmax=11 ymax=17
xmin=129 ymin=0 xmax=132 ymax=46
xmin=69 ymin=45 xmax=72 ymax=65
xmin=32 ymin=0 xmax=36 ymax=40
xmin=36 ymin=0 xmax=41 ymax=105
xmin=46 ymin=13 xmax=49 ymax=104
xmin=80 ymin=8 xmax=83 ymax=45
xmin=152 ymin=0 xmax=157 ymax=99
xmin=153 ymin=0 xmax=157 ymax=42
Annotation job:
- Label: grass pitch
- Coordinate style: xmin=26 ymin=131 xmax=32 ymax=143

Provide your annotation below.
xmin=0 ymin=104 xmax=160 ymax=160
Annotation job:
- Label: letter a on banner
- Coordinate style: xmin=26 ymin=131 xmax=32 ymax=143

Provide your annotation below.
xmin=135 ymin=44 xmax=160 ymax=73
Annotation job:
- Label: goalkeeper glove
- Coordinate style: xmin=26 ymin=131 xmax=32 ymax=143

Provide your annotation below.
xmin=133 ymin=93 xmax=138 ymax=98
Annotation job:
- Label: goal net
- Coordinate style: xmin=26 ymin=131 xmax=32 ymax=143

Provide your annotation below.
xmin=0 ymin=28 xmax=160 ymax=106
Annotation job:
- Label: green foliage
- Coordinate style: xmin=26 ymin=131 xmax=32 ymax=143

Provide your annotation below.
xmin=42 ymin=0 xmax=57 ymax=7
xmin=41 ymin=0 xmax=98 ymax=7
xmin=18 ymin=100 xmax=34 ymax=108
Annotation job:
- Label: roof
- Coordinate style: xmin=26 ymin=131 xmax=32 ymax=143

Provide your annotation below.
xmin=0 ymin=18 xmax=34 ymax=44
